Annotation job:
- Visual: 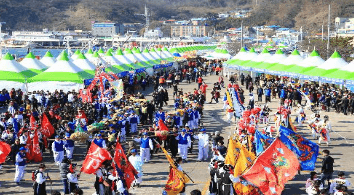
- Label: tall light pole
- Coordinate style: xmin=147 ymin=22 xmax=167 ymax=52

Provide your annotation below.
xmin=0 ymin=22 xmax=6 ymax=59
xmin=240 ymin=20 xmax=243 ymax=48
xmin=327 ymin=4 xmax=331 ymax=59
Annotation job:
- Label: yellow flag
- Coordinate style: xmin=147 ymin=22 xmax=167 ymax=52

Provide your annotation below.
xmin=161 ymin=147 xmax=190 ymax=184
xmin=233 ymin=145 xmax=257 ymax=194
xmin=289 ymin=116 xmax=297 ymax=132
xmin=226 ymin=90 xmax=233 ymax=108
xmin=224 ymin=138 xmax=242 ymax=167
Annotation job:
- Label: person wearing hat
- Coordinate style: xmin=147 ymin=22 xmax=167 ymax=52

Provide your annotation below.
xmin=129 ymin=112 xmax=139 ymax=134
xmin=14 ymin=147 xmax=27 ymax=185
xmin=64 ymin=133 xmax=75 ymax=160
xmin=118 ymin=116 xmax=127 ymax=142
xmin=93 ymin=134 xmax=107 ymax=149
xmin=52 ymin=135 xmax=65 ymax=166
xmin=134 ymin=132 xmax=153 ymax=163
xmin=67 ymin=163 xmax=80 ymax=193
xmin=194 ymin=128 xmax=209 ymax=162
xmin=186 ymin=109 xmax=194 ymax=129
xmin=155 ymin=108 xmax=165 ymax=124
xmin=175 ymin=129 xmax=191 ymax=163
xmin=193 ymin=107 xmax=201 ymax=130
xmin=329 ymin=171 xmax=351 ymax=194
xmin=33 ymin=163 xmax=49 ymax=195
xmin=128 ymin=149 xmax=143 ymax=187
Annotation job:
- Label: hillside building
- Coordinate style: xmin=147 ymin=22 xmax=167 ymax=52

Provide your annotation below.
xmin=335 ymin=17 xmax=354 ymax=37
xmin=91 ymin=22 xmax=124 ymax=38
xmin=171 ymin=25 xmax=212 ymax=37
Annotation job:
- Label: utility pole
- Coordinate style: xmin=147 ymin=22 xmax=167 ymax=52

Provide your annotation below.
xmin=322 ymin=24 xmax=324 ymax=40
xmin=144 ymin=5 xmax=150 ymax=35
xmin=0 ymin=22 xmax=6 ymax=59
xmin=327 ymin=4 xmax=331 ymax=59
xmin=240 ymin=20 xmax=243 ymax=48
xmin=256 ymin=26 xmax=259 ymax=45
xmin=300 ymin=26 xmax=303 ymax=42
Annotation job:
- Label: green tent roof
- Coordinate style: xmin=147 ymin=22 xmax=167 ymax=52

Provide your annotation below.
xmin=44 ymin=51 xmax=54 ymax=58
xmin=98 ymin=48 xmax=105 ymax=54
xmin=77 ymin=53 xmax=86 ymax=60
xmin=275 ymin=49 xmax=284 ymax=54
xmin=92 ymin=52 xmax=99 ymax=58
xmin=330 ymin=51 xmax=341 ymax=58
xmin=25 ymin=52 xmax=36 ymax=59
xmin=249 ymin=48 xmax=256 ymax=53
xmin=261 ymin=48 xmax=269 ymax=54
xmin=310 ymin=50 xmax=320 ymax=57
xmin=105 ymin=50 xmax=113 ymax=57
xmin=291 ymin=49 xmax=300 ymax=55
xmin=3 ymin=53 xmax=14 ymax=60
xmin=74 ymin=50 xmax=81 ymax=55
xmin=162 ymin=47 xmax=168 ymax=51
xmin=86 ymin=49 xmax=93 ymax=55
xmin=124 ymin=48 xmax=133 ymax=54
xmin=116 ymin=49 xmax=124 ymax=55
xmin=150 ymin=48 xmax=156 ymax=52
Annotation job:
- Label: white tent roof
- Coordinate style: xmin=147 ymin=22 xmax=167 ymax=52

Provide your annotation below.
xmin=263 ymin=50 xmax=287 ymax=63
xmin=73 ymin=53 xmax=97 ymax=70
xmin=279 ymin=50 xmax=304 ymax=66
xmin=20 ymin=53 xmax=47 ymax=70
xmin=318 ymin=51 xmax=348 ymax=70
xmin=0 ymin=57 xmax=29 ymax=73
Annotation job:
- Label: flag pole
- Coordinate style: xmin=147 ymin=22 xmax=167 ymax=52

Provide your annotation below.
xmin=152 ymin=138 xmax=195 ymax=183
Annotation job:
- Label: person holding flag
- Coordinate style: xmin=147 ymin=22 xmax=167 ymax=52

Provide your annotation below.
xmin=14 ymin=147 xmax=27 ymax=185
xmin=94 ymin=134 xmax=107 ymax=149
xmin=67 ymin=163 xmax=80 ymax=193
xmin=52 ymin=135 xmax=64 ymax=166
xmin=134 ymin=132 xmax=153 ymax=163
xmin=128 ymin=149 xmax=143 ymax=187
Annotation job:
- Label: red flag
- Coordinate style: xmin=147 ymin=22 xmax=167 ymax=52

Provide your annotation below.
xmin=157 ymin=119 xmax=169 ymax=140
xmin=31 ymin=128 xmax=43 ymax=162
xmin=114 ymin=141 xmax=138 ymax=189
xmin=41 ymin=113 xmax=54 ymax=137
xmin=81 ymin=142 xmax=112 ymax=174
xmin=241 ymin=138 xmax=300 ymax=195
xmin=158 ymin=119 xmax=169 ymax=131
xmin=25 ymin=132 xmax=33 ymax=161
xmin=30 ymin=115 xmax=36 ymax=128
xmin=0 ymin=141 xmax=11 ymax=163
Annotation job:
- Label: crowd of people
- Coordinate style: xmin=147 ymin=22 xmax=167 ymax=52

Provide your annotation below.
xmin=0 ymin=57 xmax=228 ymax=195
xmin=204 ymin=71 xmax=352 ymax=195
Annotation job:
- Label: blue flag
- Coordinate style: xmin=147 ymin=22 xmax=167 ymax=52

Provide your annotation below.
xmin=12 ymin=118 xmax=19 ymax=142
xmin=255 ymin=130 xmax=274 ymax=156
xmin=279 ymin=126 xmax=319 ymax=171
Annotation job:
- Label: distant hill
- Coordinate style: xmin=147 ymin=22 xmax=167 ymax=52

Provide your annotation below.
xmin=0 ymin=0 xmax=353 ymax=33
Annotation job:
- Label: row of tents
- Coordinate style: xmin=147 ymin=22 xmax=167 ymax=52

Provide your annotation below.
xmin=224 ymin=47 xmax=354 ymax=86
xmin=0 ymin=45 xmax=216 ymax=92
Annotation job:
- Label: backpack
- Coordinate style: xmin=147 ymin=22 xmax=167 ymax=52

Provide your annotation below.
xmin=32 ymin=170 xmax=40 ymax=182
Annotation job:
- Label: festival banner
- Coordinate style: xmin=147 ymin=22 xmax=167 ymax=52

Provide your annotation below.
xmin=32 ymin=128 xmax=43 ymax=162
xmin=25 ymin=131 xmax=33 ymax=161
xmin=279 ymin=126 xmax=319 ymax=171
xmin=113 ymin=141 xmax=138 ymax=189
xmin=81 ymin=142 xmax=112 ymax=174
xmin=242 ymin=138 xmax=300 ymax=195
xmin=255 ymin=130 xmax=274 ymax=156
xmin=233 ymin=145 xmax=258 ymax=195
xmin=229 ymin=88 xmax=245 ymax=118
xmin=226 ymin=90 xmax=234 ymax=108
xmin=0 ymin=141 xmax=11 ymax=163
xmin=112 ymin=79 xmax=124 ymax=100
xmin=165 ymin=167 xmax=186 ymax=195
xmin=41 ymin=113 xmax=55 ymax=137
xmin=161 ymin=147 xmax=189 ymax=194
xmin=224 ymin=138 xmax=242 ymax=167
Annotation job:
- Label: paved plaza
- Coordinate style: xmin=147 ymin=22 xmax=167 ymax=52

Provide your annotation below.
xmin=0 ymin=74 xmax=353 ymax=195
